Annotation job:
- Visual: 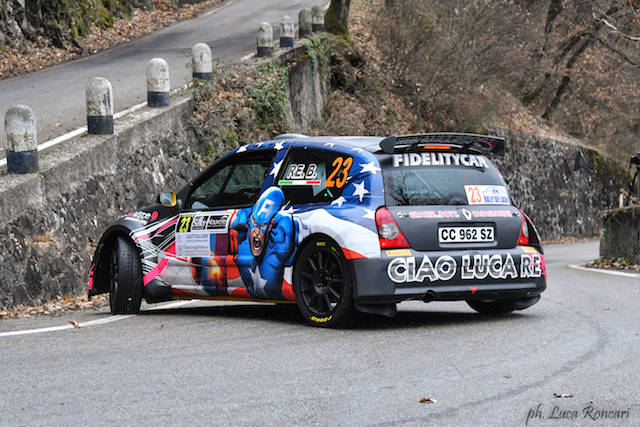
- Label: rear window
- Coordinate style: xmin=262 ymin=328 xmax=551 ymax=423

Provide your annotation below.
xmin=378 ymin=152 xmax=510 ymax=206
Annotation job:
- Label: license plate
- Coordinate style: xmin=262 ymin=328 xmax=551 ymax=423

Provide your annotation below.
xmin=438 ymin=226 xmax=494 ymax=243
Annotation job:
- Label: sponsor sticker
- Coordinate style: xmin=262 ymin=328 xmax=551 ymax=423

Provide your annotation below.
xmin=464 ymin=185 xmax=510 ymax=205
xmin=124 ymin=211 xmax=152 ymax=225
xmin=392 ymin=152 xmax=489 ymax=168
xmin=400 ymin=209 xmax=515 ymax=219
xmin=175 ymin=212 xmax=230 ymax=257
xmin=279 ymin=162 xmax=324 ymax=186
xmin=405 ymin=210 xmax=460 ymax=219
xmin=387 ymin=253 xmax=543 ymax=283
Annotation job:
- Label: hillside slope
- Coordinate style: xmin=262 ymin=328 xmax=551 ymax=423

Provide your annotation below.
xmin=311 ymin=0 xmax=640 ymax=164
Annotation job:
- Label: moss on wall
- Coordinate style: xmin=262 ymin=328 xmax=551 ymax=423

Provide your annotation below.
xmin=2 ymin=0 xmax=140 ymax=48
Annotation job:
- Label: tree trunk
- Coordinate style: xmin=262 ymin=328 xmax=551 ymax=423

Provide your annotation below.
xmin=325 ymin=0 xmax=350 ymax=37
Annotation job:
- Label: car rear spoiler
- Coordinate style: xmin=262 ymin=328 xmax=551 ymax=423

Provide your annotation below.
xmin=379 ymin=133 xmax=506 ymax=157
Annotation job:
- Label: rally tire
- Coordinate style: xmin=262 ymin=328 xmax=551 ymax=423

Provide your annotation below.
xmin=109 ymin=237 xmax=143 ymax=314
xmin=466 ymin=299 xmax=518 ymax=315
xmin=293 ymin=237 xmax=355 ymax=328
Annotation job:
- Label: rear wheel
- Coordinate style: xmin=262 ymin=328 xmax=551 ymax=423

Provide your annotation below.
xmin=109 ymin=237 xmax=143 ymax=314
xmin=293 ymin=237 xmax=355 ymax=327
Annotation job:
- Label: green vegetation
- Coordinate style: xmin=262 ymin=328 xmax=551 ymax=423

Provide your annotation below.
xmin=303 ymin=33 xmax=330 ymax=73
xmin=189 ymin=57 xmax=298 ymax=169
xmin=244 ymin=62 xmax=293 ymax=135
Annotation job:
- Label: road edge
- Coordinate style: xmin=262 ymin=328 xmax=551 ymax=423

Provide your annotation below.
xmin=568 ymin=263 xmax=640 ymax=279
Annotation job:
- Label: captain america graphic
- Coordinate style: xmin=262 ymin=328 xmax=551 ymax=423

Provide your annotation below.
xmin=229 ymin=186 xmax=298 ymax=299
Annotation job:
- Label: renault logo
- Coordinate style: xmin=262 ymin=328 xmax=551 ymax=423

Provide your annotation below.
xmin=461 ymin=209 xmax=472 ymax=221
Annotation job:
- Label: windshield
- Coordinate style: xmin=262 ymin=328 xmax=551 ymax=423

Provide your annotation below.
xmin=378 ymin=152 xmax=510 ymax=206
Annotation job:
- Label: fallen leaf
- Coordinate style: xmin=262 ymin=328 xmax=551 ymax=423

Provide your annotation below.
xmin=503 ymin=374 xmax=512 ymax=379
xmin=55 ymin=122 xmax=63 ymax=127
xmin=68 ymin=319 xmax=80 ymax=329
xmin=419 ymin=397 xmax=437 ymax=403
xmin=553 ymin=393 xmax=573 ymax=398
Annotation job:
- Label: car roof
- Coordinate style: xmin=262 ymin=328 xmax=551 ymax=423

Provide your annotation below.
xmin=273 ymin=134 xmax=384 ymax=152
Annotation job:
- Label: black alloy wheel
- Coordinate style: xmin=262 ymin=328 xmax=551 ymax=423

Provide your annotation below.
xmin=294 ymin=237 xmax=354 ymax=327
xmin=108 ymin=236 xmax=143 ymax=314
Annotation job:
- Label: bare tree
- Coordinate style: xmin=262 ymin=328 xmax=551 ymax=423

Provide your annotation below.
xmin=325 ymin=0 xmax=351 ymax=36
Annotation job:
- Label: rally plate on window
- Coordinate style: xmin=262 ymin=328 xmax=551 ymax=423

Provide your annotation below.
xmin=438 ymin=226 xmax=494 ymax=243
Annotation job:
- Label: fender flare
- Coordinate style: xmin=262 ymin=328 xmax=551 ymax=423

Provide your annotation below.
xmin=88 ymin=221 xmax=142 ymax=297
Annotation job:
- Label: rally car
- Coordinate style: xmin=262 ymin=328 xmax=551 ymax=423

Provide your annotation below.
xmin=88 ymin=133 xmax=546 ymax=327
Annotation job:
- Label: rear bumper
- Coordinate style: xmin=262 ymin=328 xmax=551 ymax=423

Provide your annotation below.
xmin=351 ymin=246 xmax=546 ymax=304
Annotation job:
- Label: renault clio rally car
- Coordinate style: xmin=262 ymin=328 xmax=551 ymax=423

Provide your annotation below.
xmin=88 ymin=133 xmax=546 ymax=327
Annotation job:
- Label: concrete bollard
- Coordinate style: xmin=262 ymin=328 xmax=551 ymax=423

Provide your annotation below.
xmin=298 ymin=9 xmax=312 ymax=38
xmin=280 ymin=15 xmax=295 ymax=48
xmin=311 ymin=5 xmax=325 ymax=32
xmin=5 ymin=105 xmax=38 ymax=174
xmin=86 ymin=77 xmax=114 ymax=135
xmin=147 ymin=58 xmax=170 ymax=107
xmin=192 ymin=43 xmax=212 ymax=80
xmin=257 ymin=22 xmax=274 ymax=57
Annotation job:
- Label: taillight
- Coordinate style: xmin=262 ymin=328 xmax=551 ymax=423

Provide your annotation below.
xmin=517 ymin=216 xmax=529 ymax=246
xmin=375 ymin=207 xmax=410 ymax=249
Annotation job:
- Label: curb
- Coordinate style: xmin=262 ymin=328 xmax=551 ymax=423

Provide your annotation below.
xmin=568 ymin=264 xmax=640 ymax=279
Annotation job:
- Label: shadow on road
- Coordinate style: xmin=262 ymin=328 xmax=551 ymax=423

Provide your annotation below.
xmin=137 ymin=302 xmax=537 ymax=330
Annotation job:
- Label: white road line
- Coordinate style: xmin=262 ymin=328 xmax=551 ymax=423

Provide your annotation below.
xmin=0 ymin=82 xmax=193 ymax=169
xmin=0 ymin=300 xmax=194 ymax=338
xmin=568 ymin=264 xmax=640 ymax=279
xmin=203 ymin=0 xmax=238 ymax=17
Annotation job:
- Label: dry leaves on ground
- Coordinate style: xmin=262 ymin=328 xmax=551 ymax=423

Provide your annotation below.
xmin=419 ymin=397 xmax=438 ymax=404
xmin=0 ymin=294 xmax=108 ymax=320
xmin=553 ymin=393 xmax=573 ymax=398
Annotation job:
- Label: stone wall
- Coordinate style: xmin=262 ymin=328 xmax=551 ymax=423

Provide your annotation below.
xmin=493 ymin=129 xmax=628 ymax=241
xmin=0 ymin=96 xmax=197 ymax=308
xmin=600 ymin=207 xmax=640 ymax=263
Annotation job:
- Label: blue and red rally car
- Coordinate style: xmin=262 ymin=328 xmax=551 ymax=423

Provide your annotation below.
xmin=88 ymin=133 xmax=546 ymax=327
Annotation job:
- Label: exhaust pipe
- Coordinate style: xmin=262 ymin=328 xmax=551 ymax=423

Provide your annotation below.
xmin=423 ymin=290 xmax=437 ymax=303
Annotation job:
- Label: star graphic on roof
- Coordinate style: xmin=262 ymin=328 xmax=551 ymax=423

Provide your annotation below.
xmin=362 ymin=208 xmax=375 ymax=219
xmin=269 ymin=159 xmax=284 ymax=177
xmin=256 ymin=142 xmax=264 ymax=147
xmin=237 ymin=145 xmax=247 ymax=153
xmin=274 ymin=141 xmax=285 ymax=151
xmin=324 ymin=142 xmax=336 ymax=148
xmin=330 ymin=196 xmax=347 ymax=208
xmin=351 ymin=147 xmax=364 ymax=153
xmin=352 ymin=181 xmax=369 ymax=203
xmin=359 ymin=161 xmax=381 ymax=175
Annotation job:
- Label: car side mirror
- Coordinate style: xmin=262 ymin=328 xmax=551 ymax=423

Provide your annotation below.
xmin=158 ymin=191 xmax=178 ymax=207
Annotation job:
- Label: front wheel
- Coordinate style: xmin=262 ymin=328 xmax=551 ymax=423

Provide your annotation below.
xmin=109 ymin=237 xmax=143 ymax=314
xmin=293 ymin=237 xmax=355 ymax=327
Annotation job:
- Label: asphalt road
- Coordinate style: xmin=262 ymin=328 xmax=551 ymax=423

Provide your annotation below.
xmin=0 ymin=0 xmax=324 ymax=148
xmin=0 ymin=240 xmax=638 ymax=426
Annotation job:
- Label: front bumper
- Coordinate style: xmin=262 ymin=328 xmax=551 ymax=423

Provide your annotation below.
xmin=351 ymin=246 xmax=546 ymax=304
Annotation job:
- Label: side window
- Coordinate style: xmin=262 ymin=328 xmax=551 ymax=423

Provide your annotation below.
xmin=188 ymin=151 xmax=275 ymax=209
xmin=277 ymin=149 xmax=353 ymax=205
